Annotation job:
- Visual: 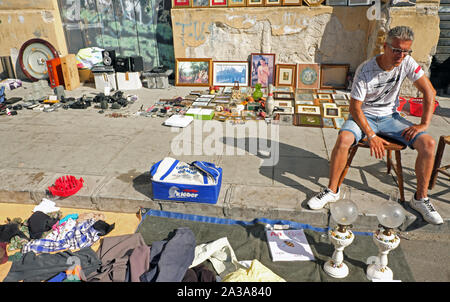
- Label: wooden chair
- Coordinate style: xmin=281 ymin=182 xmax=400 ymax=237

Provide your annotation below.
xmin=337 ymin=134 xmax=407 ymax=202
xmin=428 ymin=135 xmax=450 ymax=190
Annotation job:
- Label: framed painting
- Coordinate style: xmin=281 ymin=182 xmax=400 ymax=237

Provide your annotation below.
xmin=334 ymin=99 xmax=350 ymax=106
xmin=247 ymin=0 xmax=264 ymax=5
xmin=294 ymin=114 xmax=323 ymax=128
xmin=175 ymin=58 xmax=212 ymax=87
xmin=192 ymin=0 xmax=209 ymax=6
xmin=210 ymin=0 xmax=227 ymax=6
xmin=334 ymin=117 xmax=346 ymax=129
xmin=320 ymin=64 xmax=349 ymax=89
xmin=317 ymin=93 xmax=332 ymax=100
xmin=316 ymin=89 xmax=336 ymax=94
xmin=390 ymin=0 xmax=416 ymax=6
xmin=332 ymin=93 xmax=348 ymax=101
xmin=295 ymin=92 xmax=315 ymax=102
xmin=265 ymin=0 xmax=281 ymax=5
xmin=275 ymin=100 xmax=293 ymax=107
xmin=282 ymin=0 xmax=302 ymax=5
xmin=250 ymin=53 xmax=275 ymax=88
xmin=273 ymin=86 xmax=293 ymax=92
xmin=172 ymin=0 xmax=191 ymax=7
xmin=348 ymin=0 xmax=371 ymax=5
xmin=326 ymin=0 xmax=347 ymax=5
xmin=274 ymin=92 xmax=294 ymax=100
xmin=322 ymin=117 xmax=335 ymax=128
xmin=275 ymin=64 xmax=297 ymax=87
xmin=278 ymin=106 xmax=294 ymax=114
xmin=212 ymin=61 xmax=249 ymax=87
xmin=297 ymin=63 xmax=320 ymax=90
xmin=324 ymin=106 xmax=342 ymax=118
xmin=228 ymin=0 xmax=246 ymax=6
xmin=296 ymin=105 xmax=321 ymax=115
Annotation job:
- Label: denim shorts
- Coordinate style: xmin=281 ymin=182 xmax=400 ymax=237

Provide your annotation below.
xmin=339 ymin=112 xmax=426 ymax=149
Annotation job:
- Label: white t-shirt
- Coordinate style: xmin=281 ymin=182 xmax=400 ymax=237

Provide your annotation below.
xmin=351 ymin=55 xmax=424 ymax=116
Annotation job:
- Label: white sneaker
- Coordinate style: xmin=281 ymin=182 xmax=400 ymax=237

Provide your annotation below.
xmin=307 ymin=188 xmax=340 ymax=210
xmin=409 ymin=195 xmax=444 ymax=225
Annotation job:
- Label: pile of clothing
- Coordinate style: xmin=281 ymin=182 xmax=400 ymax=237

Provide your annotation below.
xmin=1 ymin=199 xmax=285 ymax=282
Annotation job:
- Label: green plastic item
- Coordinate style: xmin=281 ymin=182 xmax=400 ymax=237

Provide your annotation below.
xmin=252 ymin=83 xmax=263 ymax=101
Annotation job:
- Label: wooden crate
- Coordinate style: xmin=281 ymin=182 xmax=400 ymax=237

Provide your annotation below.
xmin=60 ymin=54 xmax=80 ymax=91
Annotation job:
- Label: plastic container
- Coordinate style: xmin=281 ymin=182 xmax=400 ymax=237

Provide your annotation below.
xmin=408 ymin=98 xmax=439 ymax=117
xmin=397 ymin=97 xmax=407 ymax=112
xmin=48 ymin=175 xmax=84 ymax=197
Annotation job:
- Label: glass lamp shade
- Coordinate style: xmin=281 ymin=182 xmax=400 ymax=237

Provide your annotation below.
xmin=330 ymin=199 xmax=359 ymax=226
xmin=376 ymin=201 xmax=406 ymax=228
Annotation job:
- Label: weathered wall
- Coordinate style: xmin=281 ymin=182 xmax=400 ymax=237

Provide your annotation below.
xmin=171 ymin=4 xmax=440 ymax=95
xmin=364 ymin=0 xmax=440 ymax=96
xmin=171 ymin=7 xmax=370 ymax=72
xmin=0 ymin=0 xmax=68 ymax=77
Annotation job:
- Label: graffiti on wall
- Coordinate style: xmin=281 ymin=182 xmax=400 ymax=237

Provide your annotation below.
xmin=59 ymin=0 xmax=174 ymax=70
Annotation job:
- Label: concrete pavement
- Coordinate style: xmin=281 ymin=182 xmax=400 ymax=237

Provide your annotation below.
xmin=0 ymin=80 xmax=449 ymax=236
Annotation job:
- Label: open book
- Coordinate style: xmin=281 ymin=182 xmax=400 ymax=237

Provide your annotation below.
xmin=266 ymin=229 xmax=315 ymax=262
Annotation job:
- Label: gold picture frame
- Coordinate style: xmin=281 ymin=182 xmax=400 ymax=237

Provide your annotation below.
xmin=296 ymin=105 xmax=321 ymax=115
xmin=175 ymin=58 xmax=212 ymax=87
xmin=275 ymin=64 xmax=297 ymax=87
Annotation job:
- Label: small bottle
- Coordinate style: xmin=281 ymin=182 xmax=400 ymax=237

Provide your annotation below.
xmin=266 ymin=84 xmax=275 ymax=116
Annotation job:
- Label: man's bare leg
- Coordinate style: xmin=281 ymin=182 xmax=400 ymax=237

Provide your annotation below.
xmin=412 ymin=134 xmax=436 ymax=199
xmin=328 ymin=131 xmax=355 ymax=193
xmin=409 ymin=134 xmax=443 ymax=224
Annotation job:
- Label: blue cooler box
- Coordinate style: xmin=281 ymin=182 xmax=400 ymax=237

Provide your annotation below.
xmin=150 ymin=157 xmax=222 ymax=204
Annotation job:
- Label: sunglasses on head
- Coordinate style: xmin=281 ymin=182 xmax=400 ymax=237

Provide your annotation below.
xmin=387 ymin=43 xmax=413 ymax=56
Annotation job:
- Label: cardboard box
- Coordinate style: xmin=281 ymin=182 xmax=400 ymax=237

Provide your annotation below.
xmin=60 ymin=54 xmax=80 ymax=91
xmin=94 ymin=72 xmax=117 ymax=91
xmin=116 ymin=72 xmax=142 ymax=90
xmin=78 ymin=69 xmax=94 ymax=83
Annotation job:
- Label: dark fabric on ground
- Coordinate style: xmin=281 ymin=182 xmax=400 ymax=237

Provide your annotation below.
xmin=27 ymin=211 xmax=59 ymax=239
xmin=140 ymin=227 xmax=196 ymax=282
xmin=183 ymin=264 xmax=217 ymax=282
xmin=87 ymin=233 xmax=148 ymax=282
xmin=4 ymin=247 xmax=101 ymax=282
xmin=0 ymin=223 xmax=29 ymax=243
xmin=136 ymin=215 xmax=415 ymax=282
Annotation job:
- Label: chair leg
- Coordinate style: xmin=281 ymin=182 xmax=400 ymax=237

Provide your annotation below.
xmin=386 ymin=150 xmax=392 ymax=174
xmin=394 ymin=150 xmax=405 ymax=202
xmin=337 ymin=146 xmax=358 ymax=189
xmin=429 ymin=136 xmax=446 ymax=190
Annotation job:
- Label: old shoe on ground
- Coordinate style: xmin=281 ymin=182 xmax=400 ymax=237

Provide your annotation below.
xmin=409 ymin=194 xmax=443 ymax=225
xmin=307 ymin=188 xmax=340 ymax=210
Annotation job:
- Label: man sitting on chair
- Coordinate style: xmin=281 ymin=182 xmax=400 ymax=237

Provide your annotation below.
xmin=307 ymin=26 xmax=443 ymax=225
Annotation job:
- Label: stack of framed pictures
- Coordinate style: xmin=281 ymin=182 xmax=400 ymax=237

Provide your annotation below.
xmin=173 ymin=0 xmax=307 ymax=7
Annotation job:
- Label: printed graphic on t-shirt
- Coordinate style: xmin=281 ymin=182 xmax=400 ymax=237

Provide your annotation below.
xmin=351 ymin=55 xmax=424 ymax=116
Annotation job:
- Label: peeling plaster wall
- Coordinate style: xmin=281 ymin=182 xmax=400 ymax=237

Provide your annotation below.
xmin=0 ymin=0 xmax=67 ymax=77
xmin=171 ymin=5 xmax=440 ymax=95
xmin=171 ymin=7 xmax=370 ymax=72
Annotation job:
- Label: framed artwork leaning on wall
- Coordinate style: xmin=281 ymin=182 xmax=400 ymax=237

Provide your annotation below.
xmin=172 ymin=0 xmax=191 ymax=7
xmin=228 ymin=0 xmax=246 ymax=6
xmin=250 ymin=53 xmax=275 ymax=87
xmin=212 ymin=61 xmax=249 ymax=86
xmin=175 ymin=58 xmax=212 ymax=87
